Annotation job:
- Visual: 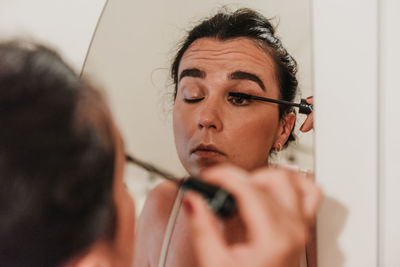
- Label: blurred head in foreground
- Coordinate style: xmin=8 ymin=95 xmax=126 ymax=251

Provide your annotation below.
xmin=0 ymin=41 xmax=135 ymax=267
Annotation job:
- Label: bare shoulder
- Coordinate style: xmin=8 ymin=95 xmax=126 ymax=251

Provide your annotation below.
xmin=133 ymin=181 xmax=179 ymax=267
xmin=140 ymin=181 xmax=180 ymax=225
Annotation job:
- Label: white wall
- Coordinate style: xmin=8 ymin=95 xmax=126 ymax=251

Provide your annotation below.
xmin=0 ymin=0 xmax=106 ymax=73
xmin=312 ymin=0 xmax=400 ymax=266
xmin=313 ymin=0 xmax=400 ymax=265
xmin=379 ymin=0 xmax=400 ymax=265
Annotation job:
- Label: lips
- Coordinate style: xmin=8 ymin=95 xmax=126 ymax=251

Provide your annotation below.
xmin=191 ymin=144 xmax=225 ymax=158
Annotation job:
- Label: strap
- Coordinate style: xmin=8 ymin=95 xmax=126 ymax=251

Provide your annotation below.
xmin=158 ymin=186 xmax=184 ymax=267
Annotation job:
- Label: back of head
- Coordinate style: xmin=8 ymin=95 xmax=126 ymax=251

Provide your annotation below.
xmin=0 ymin=41 xmax=116 ymax=266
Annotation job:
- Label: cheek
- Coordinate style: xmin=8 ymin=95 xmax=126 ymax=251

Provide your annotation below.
xmin=116 ymin=187 xmax=136 ymax=236
xmin=173 ymin=105 xmax=192 ymax=147
xmin=111 ymin=184 xmax=136 ymax=265
xmin=124 ymin=191 xmax=135 ymax=229
xmin=121 ymin=190 xmax=136 ymax=252
xmin=172 ymin=106 xmax=182 ymax=139
xmin=173 ymin=106 xmax=187 ymax=162
xmin=229 ymin=114 xmax=279 ymax=158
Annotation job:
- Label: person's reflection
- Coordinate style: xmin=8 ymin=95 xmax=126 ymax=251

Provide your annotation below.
xmin=134 ymin=8 xmax=316 ymax=267
xmin=0 ymin=41 xmax=320 ymax=267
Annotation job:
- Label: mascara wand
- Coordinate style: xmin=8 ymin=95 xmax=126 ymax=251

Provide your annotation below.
xmin=125 ymin=154 xmax=237 ymax=218
xmin=229 ymin=92 xmax=313 ymax=114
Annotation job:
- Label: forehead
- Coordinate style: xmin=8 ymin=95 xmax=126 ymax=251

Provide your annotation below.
xmin=179 ymin=38 xmax=277 ymax=79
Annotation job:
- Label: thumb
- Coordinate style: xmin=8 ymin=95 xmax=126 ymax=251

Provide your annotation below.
xmin=182 ymin=192 xmax=226 ymax=267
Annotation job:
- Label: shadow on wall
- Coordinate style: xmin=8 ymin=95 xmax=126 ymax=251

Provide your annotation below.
xmin=318 ymin=196 xmax=348 ymax=267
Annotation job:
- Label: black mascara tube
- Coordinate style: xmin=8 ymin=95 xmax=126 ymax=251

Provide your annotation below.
xmin=126 ymin=154 xmax=237 ymax=218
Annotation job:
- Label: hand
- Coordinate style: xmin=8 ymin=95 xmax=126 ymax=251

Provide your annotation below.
xmin=300 ymin=96 xmax=314 ymax=132
xmin=182 ymin=165 xmax=322 ymax=267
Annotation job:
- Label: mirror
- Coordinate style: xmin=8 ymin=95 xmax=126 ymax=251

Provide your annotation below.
xmin=82 ymin=0 xmax=313 ymax=213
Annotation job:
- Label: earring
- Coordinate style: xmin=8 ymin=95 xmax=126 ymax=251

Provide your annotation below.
xmin=275 ymin=143 xmax=282 ymax=152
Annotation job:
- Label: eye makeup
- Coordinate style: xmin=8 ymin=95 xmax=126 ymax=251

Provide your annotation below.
xmin=228 ymin=92 xmax=313 ymax=115
xmin=181 ymin=85 xmax=205 ymax=103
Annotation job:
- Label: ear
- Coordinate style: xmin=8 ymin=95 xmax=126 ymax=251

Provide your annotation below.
xmin=65 ymin=242 xmax=113 ymax=267
xmin=273 ymin=113 xmax=296 ymax=150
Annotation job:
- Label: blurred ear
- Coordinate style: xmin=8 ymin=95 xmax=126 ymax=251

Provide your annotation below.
xmin=273 ymin=113 xmax=296 ymax=149
xmin=66 ymin=242 xmax=112 ymax=267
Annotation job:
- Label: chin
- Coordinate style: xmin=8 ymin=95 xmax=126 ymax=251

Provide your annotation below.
xmin=189 ymin=161 xmax=225 ymax=177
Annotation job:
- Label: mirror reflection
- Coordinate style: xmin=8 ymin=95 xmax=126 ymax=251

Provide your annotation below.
xmin=83 ymin=1 xmax=314 ymax=267
xmin=84 ymin=0 xmax=313 ymax=209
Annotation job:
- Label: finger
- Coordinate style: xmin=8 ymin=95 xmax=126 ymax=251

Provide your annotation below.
xmin=200 ymin=164 xmax=274 ymax=239
xmin=248 ymin=168 xmax=311 ymax=258
xmin=202 ymin=165 xmax=312 ymax=261
xmin=183 ymin=191 xmax=226 ymax=267
xmin=292 ymin=175 xmax=323 ymax=223
xmin=300 ymin=96 xmax=314 ymax=132
xmin=272 ymin=168 xmax=322 ymax=223
xmin=300 ymin=112 xmax=314 ymax=132
xmin=250 ymin=168 xmax=303 ymax=218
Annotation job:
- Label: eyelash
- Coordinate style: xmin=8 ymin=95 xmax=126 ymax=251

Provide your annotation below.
xmin=227 ymin=92 xmax=252 ymax=106
xmin=183 ymin=92 xmax=252 ymax=106
xmin=184 ymin=97 xmax=204 ymax=103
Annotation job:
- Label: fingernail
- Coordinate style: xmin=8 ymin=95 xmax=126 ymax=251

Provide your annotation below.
xmin=182 ymin=197 xmax=193 ymax=215
xmin=300 ymin=124 xmax=304 ymax=131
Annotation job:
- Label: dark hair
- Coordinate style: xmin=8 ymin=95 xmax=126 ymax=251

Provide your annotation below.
xmin=171 ymin=8 xmax=298 ymax=147
xmin=0 ymin=41 xmax=116 ymax=266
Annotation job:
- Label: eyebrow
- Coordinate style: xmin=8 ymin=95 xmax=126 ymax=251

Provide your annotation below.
xmin=179 ymin=68 xmax=206 ymax=81
xmin=229 ymin=71 xmax=265 ymax=91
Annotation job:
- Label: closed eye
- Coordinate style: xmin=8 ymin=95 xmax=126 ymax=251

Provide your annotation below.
xmin=184 ymin=97 xmax=204 ymax=103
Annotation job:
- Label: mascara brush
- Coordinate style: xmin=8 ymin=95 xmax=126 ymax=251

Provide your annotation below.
xmin=229 ymin=92 xmax=313 ymax=114
xmin=125 ymin=154 xmax=237 ymax=218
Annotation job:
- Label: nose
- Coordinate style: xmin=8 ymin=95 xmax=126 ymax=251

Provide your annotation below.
xmin=197 ymin=99 xmax=223 ymax=131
